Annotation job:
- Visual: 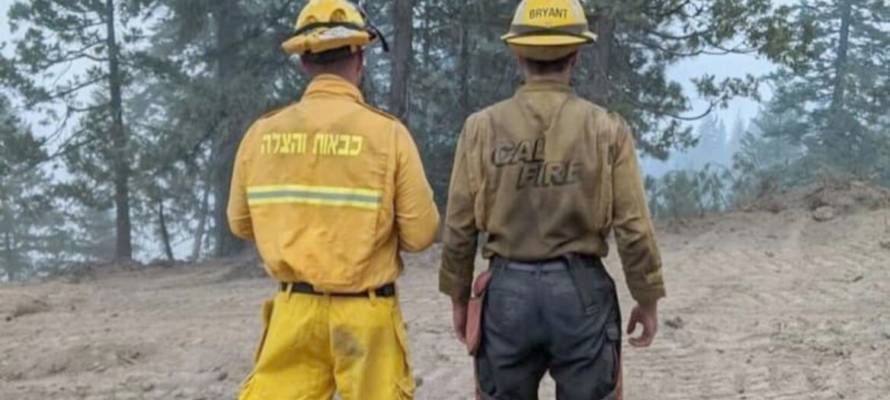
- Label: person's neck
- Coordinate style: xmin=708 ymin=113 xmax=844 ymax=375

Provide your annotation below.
xmin=524 ymin=73 xmax=571 ymax=85
xmin=313 ymin=71 xmax=361 ymax=87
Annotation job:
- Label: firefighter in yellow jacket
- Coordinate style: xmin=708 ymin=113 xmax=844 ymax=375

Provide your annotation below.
xmin=441 ymin=1 xmax=666 ymax=399
xmin=227 ymin=1 xmax=439 ymax=399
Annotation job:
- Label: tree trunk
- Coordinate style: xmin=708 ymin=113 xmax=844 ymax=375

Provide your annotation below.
xmin=361 ymin=48 xmax=380 ymax=102
xmin=389 ymin=0 xmax=414 ymax=120
xmin=420 ymin=1 xmax=432 ymax=139
xmin=191 ymin=180 xmax=211 ymax=262
xmin=830 ymin=0 xmax=852 ymax=114
xmin=829 ymin=0 xmax=854 ymax=172
xmin=158 ymin=200 xmax=175 ymax=262
xmin=587 ymin=12 xmax=614 ymax=107
xmin=105 ymin=0 xmax=132 ymax=261
xmin=421 ymin=1 xmax=431 ymax=67
xmin=211 ymin=1 xmax=246 ymax=257
xmin=3 ymin=229 xmax=11 ymax=280
xmin=457 ymin=0 xmax=471 ymax=120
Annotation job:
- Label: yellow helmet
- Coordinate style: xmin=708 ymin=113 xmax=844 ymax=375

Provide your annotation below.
xmin=282 ymin=0 xmax=388 ymax=57
xmin=502 ymin=0 xmax=597 ymax=61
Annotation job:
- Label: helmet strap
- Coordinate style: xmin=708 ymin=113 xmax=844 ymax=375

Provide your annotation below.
xmin=368 ymin=24 xmax=390 ymax=53
xmin=352 ymin=1 xmax=390 ymax=53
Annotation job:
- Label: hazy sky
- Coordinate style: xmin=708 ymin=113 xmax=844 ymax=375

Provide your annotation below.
xmin=0 ymin=0 xmax=773 ymax=141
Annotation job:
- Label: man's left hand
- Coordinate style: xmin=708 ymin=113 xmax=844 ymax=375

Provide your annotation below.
xmin=626 ymin=301 xmax=659 ymax=348
xmin=452 ymin=300 xmax=469 ymax=344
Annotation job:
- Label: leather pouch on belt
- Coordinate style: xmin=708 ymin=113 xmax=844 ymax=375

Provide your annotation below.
xmin=465 ymin=270 xmax=492 ymax=356
xmin=565 ymin=254 xmax=600 ymax=315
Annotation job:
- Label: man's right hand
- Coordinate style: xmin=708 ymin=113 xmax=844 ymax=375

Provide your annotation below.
xmin=626 ymin=301 xmax=659 ymax=348
xmin=452 ymin=300 xmax=469 ymax=344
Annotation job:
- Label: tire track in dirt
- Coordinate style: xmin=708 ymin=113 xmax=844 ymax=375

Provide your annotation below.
xmin=601 ymin=210 xmax=890 ymax=400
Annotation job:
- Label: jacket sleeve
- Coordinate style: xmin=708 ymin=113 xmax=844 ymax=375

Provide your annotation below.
xmin=611 ymin=115 xmax=666 ymax=305
xmin=439 ymin=118 xmax=480 ymax=304
xmin=227 ymin=129 xmax=255 ymax=241
xmin=394 ymin=123 xmax=440 ymax=253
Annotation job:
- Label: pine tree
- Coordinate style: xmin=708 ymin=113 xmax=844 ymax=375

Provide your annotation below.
xmin=146 ymin=0 xmax=303 ymax=257
xmin=573 ymin=0 xmax=804 ymax=158
xmin=732 ymin=100 xmax=808 ymax=203
xmin=766 ymin=0 xmax=890 ymax=180
xmin=1 ymin=0 xmax=160 ymax=261
xmin=0 ymin=95 xmax=62 ymax=280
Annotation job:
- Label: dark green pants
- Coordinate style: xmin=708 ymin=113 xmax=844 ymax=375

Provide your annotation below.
xmin=476 ymin=257 xmax=621 ymax=400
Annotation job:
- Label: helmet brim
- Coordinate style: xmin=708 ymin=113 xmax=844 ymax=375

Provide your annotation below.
xmin=282 ymin=28 xmax=375 ymax=55
xmin=502 ymin=31 xmax=597 ymax=47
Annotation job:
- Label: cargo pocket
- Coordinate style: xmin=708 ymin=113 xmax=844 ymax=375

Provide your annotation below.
xmin=604 ymin=322 xmax=622 ymax=400
xmin=238 ymin=299 xmax=275 ymax=400
xmin=392 ymin=307 xmax=416 ymax=399
xmin=255 ymin=299 xmax=275 ymax=363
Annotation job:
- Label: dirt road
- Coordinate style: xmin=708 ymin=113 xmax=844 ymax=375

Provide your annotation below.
xmin=2 ymin=208 xmax=889 ymax=399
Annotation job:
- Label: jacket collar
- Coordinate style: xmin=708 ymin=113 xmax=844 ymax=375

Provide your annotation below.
xmin=516 ymin=79 xmax=574 ymax=96
xmin=303 ymin=74 xmax=365 ymax=103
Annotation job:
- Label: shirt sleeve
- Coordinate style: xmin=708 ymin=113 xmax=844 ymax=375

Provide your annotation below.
xmin=611 ymin=115 xmax=666 ymax=305
xmin=227 ymin=127 xmax=255 ymax=241
xmin=439 ymin=118 xmax=480 ymax=304
xmin=394 ymin=123 xmax=440 ymax=253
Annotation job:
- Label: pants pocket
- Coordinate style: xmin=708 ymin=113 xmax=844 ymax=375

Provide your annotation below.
xmin=392 ymin=306 xmax=415 ymax=399
xmin=238 ymin=299 xmax=276 ymax=400
xmin=605 ymin=322 xmax=623 ymax=400
xmin=255 ymin=299 xmax=275 ymax=363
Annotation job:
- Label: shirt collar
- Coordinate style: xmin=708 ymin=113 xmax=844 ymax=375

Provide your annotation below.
xmin=303 ymin=74 xmax=365 ymax=103
xmin=516 ymin=79 xmax=574 ymax=96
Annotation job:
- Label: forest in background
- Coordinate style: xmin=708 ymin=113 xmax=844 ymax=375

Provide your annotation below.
xmin=0 ymin=0 xmax=887 ymax=280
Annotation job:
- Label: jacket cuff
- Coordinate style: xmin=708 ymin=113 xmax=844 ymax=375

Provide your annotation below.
xmin=439 ymin=267 xmax=472 ymax=304
xmin=629 ymin=284 xmax=666 ymax=305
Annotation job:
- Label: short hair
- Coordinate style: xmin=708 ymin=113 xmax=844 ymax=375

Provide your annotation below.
xmin=522 ymin=51 xmax=577 ymax=75
xmin=301 ymin=46 xmax=358 ymax=66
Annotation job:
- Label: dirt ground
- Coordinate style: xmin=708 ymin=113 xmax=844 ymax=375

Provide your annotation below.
xmin=2 ymin=206 xmax=890 ymax=399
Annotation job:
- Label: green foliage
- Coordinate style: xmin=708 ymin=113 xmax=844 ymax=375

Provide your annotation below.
xmin=647 ymin=164 xmax=733 ymax=219
xmin=395 ymin=0 xmax=806 ymax=207
xmin=0 ymin=0 xmax=865 ymax=278
xmin=1 ymin=0 xmax=164 ymax=261
xmin=573 ymin=0 xmax=806 ymax=159
xmin=765 ymin=0 xmax=890 ymax=181
xmin=731 ymin=103 xmax=809 ymax=203
xmin=0 ymin=96 xmax=65 ymax=280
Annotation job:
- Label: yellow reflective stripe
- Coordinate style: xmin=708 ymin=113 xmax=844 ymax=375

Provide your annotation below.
xmin=246 ymin=185 xmax=382 ymax=210
xmin=247 ymin=185 xmax=381 ymax=198
xmin=248 ymin=197 xmax=380 ymax=210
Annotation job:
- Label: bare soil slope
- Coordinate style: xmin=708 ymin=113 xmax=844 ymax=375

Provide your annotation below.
xmin=2 ymin=206 xmax=889 ymax=399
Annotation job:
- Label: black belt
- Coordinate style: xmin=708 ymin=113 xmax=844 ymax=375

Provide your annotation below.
xmin=279 ymin=282 xmax=397 ymax=298
xmin=491 ymin=255 xmax=601 ymax=272
xmin=498 ymin=260 xmax=568 ymax=272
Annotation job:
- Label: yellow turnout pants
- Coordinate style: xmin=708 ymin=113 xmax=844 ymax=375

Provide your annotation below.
xmin=238 ymin=291 xmax=415 ymax=400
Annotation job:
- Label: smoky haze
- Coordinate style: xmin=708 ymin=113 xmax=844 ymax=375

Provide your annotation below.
xmin=0 ymin=1 xmax=889 ymax=400
xmin=0 ymin=1 xmax=886 ymax=276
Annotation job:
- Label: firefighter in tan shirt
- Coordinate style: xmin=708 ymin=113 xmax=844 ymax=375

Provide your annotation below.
xmin=440 ymin=1 xmax=666 ymax=399
xmin=228 ymin=1 xmax=439 ymax=399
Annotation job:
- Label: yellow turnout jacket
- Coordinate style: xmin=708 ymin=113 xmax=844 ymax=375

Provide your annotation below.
xmin=228 ymin=74 xmax=440 ymax=293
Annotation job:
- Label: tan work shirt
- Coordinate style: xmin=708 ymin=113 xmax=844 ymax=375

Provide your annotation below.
xmin=228 ymin=74 xmax=439 ymax=293
xmin=439 ymin=80 xmax=665 ymax=304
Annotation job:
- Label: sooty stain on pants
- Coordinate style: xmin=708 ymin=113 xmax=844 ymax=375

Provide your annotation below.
xmin=332 ymin=328 xmax=365 ymax=359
